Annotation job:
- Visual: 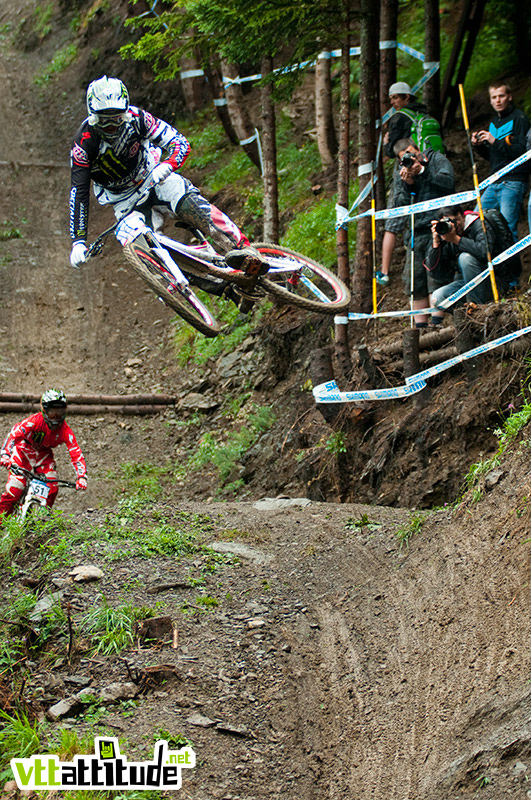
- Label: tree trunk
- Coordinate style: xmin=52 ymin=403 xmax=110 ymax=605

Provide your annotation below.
xmin=423 ymin=0 xmax=441 ymax=119
xmin=352 ymin=0 xmax=379 ymax=315
xmin=179 ymin=50 xmax=210 ymax=113
xmin=334 ymin=22 xmax=352 ymax=380
xmin=260 ymin=56 xmax=279 ymax=242
xmin=203 ymin=64 xmax=239 ymax=145
xmin=315 ymin=52 xmax=338 ymax=170
xmin=514 ymin=0 xmax=531 ymax=73
xmin=221 ymin=60 xmax=261 ymax=169
xmin=379 ymin=0 xmax=398 ymax=118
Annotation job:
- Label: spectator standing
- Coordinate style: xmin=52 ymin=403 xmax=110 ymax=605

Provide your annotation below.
xmin=471 ymin=81 xmax=530 ymax=242
xmin=377 ymin=138 xmax=455 ymax=327
xmin=384 ymin=82 xmax=445 ymax=159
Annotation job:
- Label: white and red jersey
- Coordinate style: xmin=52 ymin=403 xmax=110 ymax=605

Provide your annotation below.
xmin=1 ymin=413 xmax=87 ymax=478
xmin=70 ymin=106 xmax=191 ymax=243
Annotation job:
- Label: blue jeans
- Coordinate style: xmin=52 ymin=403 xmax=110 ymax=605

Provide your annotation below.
xmin=479 ymin=180 xmax=526 ymax=242
xmin=431 ymin=252 xmax=495 ymax=307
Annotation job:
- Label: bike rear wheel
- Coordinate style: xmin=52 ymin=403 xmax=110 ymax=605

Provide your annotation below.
xmin=253 ymin=243 xmax=351 ymax=312
xmin=123 ymin=236 xmax=221 ymax=337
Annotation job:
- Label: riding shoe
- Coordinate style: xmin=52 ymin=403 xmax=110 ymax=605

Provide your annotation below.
xmin=225 ymin=246 xmax=268 ymax=276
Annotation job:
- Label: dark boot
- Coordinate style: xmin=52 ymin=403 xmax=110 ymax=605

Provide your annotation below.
xmin=225 ymin=246 xmax=268 ymax=276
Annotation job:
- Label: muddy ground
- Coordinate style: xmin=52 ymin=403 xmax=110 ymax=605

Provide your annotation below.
xmin=0 ymin=2 xmax=530 ymax=799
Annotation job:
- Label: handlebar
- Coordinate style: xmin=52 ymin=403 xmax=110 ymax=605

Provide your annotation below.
xmin=7 ymin=464 xmax=77 ymax=489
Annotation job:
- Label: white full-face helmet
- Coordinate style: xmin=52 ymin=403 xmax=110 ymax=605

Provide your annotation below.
xmin=41 ymin=389 xmax=67 ymax=429
xmin=86 ymin=75 xmax=130 ymax=139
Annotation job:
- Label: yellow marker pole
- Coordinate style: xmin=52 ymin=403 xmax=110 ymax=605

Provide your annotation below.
xmin=371 ymin=199 xmax=377 ymax=314
xmin=370 ymin=161 xmax=378 ymax=314
xmin=458 ymin=83 xmax=499 ymax=302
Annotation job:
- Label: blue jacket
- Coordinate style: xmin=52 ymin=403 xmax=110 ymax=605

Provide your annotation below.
xmin=475 ymin=103 xmax=530 ymax=183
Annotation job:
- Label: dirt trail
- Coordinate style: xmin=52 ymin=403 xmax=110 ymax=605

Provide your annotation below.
xmin=0 ymin=4 xmax=530 ymax=800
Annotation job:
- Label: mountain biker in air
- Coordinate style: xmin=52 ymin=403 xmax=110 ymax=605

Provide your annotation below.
xmin=0 ymin=390 xmax=87 ymax=525
xmin=69 ymin=75 xmax=266 ymax=302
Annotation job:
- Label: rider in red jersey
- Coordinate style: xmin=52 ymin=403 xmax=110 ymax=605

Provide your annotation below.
xmin=0 ymin=390 xmax=87 ymax=523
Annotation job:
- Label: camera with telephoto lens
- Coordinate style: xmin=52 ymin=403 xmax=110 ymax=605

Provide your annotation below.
xmin=399 ymin=152 xmax=415 ymax=169
xmin=435 ymin=218 xmax=453 ymax=235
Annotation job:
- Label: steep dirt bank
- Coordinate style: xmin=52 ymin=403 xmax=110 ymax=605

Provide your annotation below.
xmin=1 ymin=474 xmax=530 ymax=800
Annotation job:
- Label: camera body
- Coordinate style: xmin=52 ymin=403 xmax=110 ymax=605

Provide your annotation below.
xmin=400 ymin=152 xmax=415 ymax=169
xmin=435 ymin=218 xmax=453 ymax=235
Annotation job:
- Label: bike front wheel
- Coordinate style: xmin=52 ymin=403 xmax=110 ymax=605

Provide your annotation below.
xmin=123 ymin=237 xmax=221 ymax=338
xmin=18 ymin=500 xmax=44 ymax=524
xmin=253 ymin=243 xmax=351 ymax=313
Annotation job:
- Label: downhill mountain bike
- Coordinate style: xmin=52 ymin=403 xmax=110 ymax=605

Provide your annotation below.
xmin=87 ymin=175 xmax=351 ymax=338
xmin=8 ymin=465 xmax=77 ymax=523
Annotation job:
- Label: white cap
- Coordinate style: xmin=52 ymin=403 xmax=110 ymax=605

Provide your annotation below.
xmin=389 ymin=81 xmax=412 ymax=96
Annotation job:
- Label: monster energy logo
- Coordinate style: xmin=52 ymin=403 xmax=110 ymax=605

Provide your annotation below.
xmin=97 ymin=149 xmax=131 ymax=181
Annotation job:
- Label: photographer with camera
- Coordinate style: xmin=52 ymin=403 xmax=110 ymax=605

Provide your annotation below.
xmin=426 ymin=204 xmax=521 ymax=309
xmin=377 ymin=139 xmax=455 ymax=327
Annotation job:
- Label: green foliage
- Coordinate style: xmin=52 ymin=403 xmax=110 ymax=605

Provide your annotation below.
xmin=280 ymin=196 xmax=339 ymax=268
xmin=153 ymin=728 xmax=194 ymax=749
xmin=463 ymin=1 xmax=519 ymax=96
xmin=122 ymin=0 xmax=347 ymax=82
xmin=188 ymin=404 xmax=276 ymax=486
xmin=33 ymin=2 xmax=54 ymax=39
xmin=116 ymin=461 xmax=170 ymax=501
xmin=172 ymin=294 xmax=265 ymax=367
xmin=0 ymin=710 xmax=43 ymax=780
xmin=195 ymin=594 xmax=219 ymax=608
xmin=395 ymin=1 xmax=519 ymax=102
xmin=34 ymin=43 xmax=78 ymax=86
xmin=0 ymin=222 xmax=22 ymax=241
xmin=203 ymin=149 xmax=254 ymax=194
xmin=395 ymin=512 xmax=428 ymax=549
xmin=325 ymin=431 xmax=347 ymax=455
xmin=463 ymin=392 xmax=531 ymax=502
xmin=50 ymin=727 xmax=95 ymax=760
xmin=130 ymin=524 xmax=201 ymax=559
xmin=82 ymin=602 xmax=138 ymax=655
xmin=345 ymin=514 xmax=382 ymax=532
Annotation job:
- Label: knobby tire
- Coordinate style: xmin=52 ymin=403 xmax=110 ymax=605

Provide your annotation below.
xmin=253 ymin=243 xmax=351 ymax=313
xmin=19 ymin=500 xmax=43 ymax=523
xmin=123 ymin=236 xmax=221 ymax=338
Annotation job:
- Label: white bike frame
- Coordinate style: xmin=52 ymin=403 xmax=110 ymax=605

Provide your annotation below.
xmin=19 ymin=476 xmax=51 ymax=520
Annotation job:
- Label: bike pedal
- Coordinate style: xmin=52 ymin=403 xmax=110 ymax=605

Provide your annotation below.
xmin=244 ymin=256 xmax=269 ymax=277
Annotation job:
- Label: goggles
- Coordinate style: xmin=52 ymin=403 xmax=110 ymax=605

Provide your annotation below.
xmin=45 ymin=404 xmax=66 ymax=417
xmin=91 ymin=111 xmax=128 ymax=130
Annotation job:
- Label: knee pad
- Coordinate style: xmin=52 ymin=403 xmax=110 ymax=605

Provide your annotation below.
xmin=116 ymin=212 xmax=151 ymax=246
